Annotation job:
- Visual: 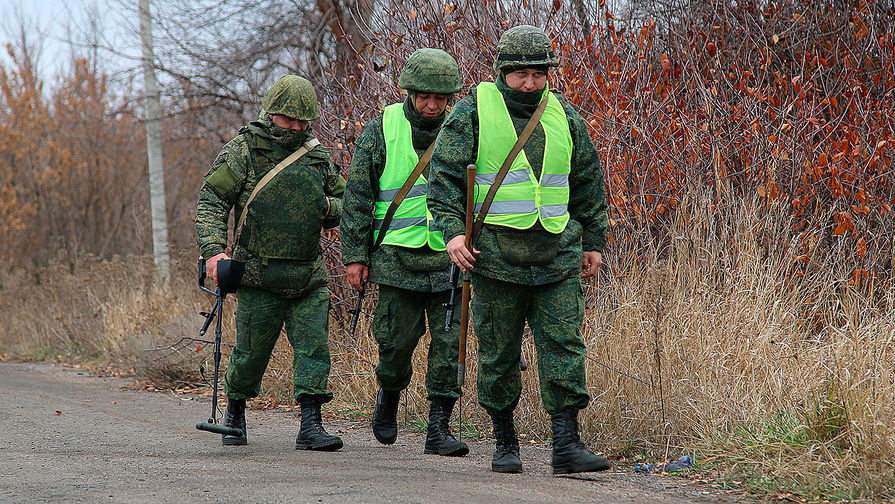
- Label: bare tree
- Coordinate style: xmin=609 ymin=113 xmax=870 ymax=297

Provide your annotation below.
xmin=139 ymin=0 xmax=170 ymax=283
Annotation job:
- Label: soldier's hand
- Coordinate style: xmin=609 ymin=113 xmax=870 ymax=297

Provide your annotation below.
xmin=581 ymin=250 xmax=603 ymax=278
xmin=206 ymin=252 xmax=231 ymax=286
xmin=446 ymin=235 xmax=479 ymax=272
xmin=346 ymin=263 xmax=368 ymax=291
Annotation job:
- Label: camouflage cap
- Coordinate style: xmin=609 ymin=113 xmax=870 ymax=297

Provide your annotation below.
xmin=493 ymin=25 xmax=558 ymax=72
xmin=261 ymin=75 xmax=320 ymax=121
xmin=398 ymin=48 xmax=462 ymax=94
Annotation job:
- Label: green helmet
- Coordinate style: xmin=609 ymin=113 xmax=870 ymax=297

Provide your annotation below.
xmin=398 ymin=48 xmax=462 ymax=94
xmin=493 ymin=25 xmax=559 ymax=72
xmin=261 ymin=75 xmax=320 ymax=121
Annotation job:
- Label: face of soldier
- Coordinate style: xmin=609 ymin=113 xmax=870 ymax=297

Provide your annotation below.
xmin=413 ymin=93 xmax=449 ymax=119
xmin=270 ymin=114 xmax=310 ymax=131
xmin=504 ymin=68 xmax=548 ymax=93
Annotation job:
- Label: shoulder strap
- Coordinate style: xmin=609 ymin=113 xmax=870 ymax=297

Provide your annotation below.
xmin=234 ymin=137 xmax=321 ymax=242
xmin=470 ymin=94 xmax=549 ymax=243
xmin=371 ymin=140 xmax=436 ymax=251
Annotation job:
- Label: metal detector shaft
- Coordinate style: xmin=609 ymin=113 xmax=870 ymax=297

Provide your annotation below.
xmin=209 ymin=294 xmax=223 ymax=424
xmin=195 ymin=290 xmax=244 ymax=438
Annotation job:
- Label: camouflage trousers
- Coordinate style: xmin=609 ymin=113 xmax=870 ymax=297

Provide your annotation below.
xmin=372 ymin=285 xmax=461 ymax=400
xmin=224 ymin=285 xmax=333 ymax=403
xmin=471 ymin=274 xmax=590 ymax=415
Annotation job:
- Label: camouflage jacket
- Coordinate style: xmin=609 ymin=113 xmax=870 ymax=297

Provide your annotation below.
xmin=196 ymin=114 xmax=346 ymax=298
xmin=340 ymin=100 xmax=452 ymax=293
xmin=427 ymin=76 xmax=608 ymax=286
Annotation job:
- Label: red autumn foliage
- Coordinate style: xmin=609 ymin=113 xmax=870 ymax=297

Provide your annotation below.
xmin=315 ymin=0 xmax=892 ymax=291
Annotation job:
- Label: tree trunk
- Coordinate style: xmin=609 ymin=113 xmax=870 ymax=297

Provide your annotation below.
xmin=139 ymin=0 xmax=170 ymax=284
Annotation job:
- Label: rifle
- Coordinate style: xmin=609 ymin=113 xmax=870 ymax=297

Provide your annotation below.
xmin=443 ymin=264 xmax=460 ymax=331
xmin=457 ymin=164 xmax=477 ymax=387
xmin=194 ymin=257 xmax=245 ymax=438
xmin=348 ymin=286 xmax=365 ymax=335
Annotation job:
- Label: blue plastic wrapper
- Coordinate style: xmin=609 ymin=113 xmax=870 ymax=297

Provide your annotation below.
xmin=634 ymin=455 xmax=692 ymax=473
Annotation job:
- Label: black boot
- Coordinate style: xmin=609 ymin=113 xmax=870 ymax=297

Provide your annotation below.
xmin=550 ymin=408 xmax=610 ymax=474
xmin=490 ymin=412 xmax=522 ymax=473
xmin=372 ymin=389 xmax=400 ymax=445
xmin=222 ymin=398 xmax=247 ymax=446
xmin=423 ymin=397 xmax=469 ymax=457
xmin=296 ymin=396 xmax=343 ymax=451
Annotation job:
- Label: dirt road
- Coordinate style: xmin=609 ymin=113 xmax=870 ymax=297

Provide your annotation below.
xmin=0 ymin=362 xmax=749 ymax=503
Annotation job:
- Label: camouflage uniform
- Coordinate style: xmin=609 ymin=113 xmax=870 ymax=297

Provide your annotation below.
xmin=341 ymin=98 xmax=459 ymax=399
xmin=427 ymin=26 xmax=610 ymax=473
xmin=340 ymin=49 xmax=468 ymax=456
xmin=196 ymin=75 xmax=345 ymax=450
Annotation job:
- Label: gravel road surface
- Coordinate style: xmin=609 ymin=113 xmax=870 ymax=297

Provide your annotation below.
xmin=0 ymin=362 xmax=752 ymax=503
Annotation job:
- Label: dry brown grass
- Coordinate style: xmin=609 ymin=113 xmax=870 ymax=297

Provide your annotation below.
xmin=580 ymin=191 xmax=895 ymax=500
xmin=1 ymin=192 xmax=893 ymax=500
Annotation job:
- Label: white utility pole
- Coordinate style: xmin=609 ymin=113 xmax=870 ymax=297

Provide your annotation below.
xmin=139 ymin=0 xmax=170 ymax=283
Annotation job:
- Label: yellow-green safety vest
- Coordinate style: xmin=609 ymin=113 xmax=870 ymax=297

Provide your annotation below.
xmin=474 ymin=81 xmax=572 ymax=233
xmin=372 ymin=103 xmax=446 ymax=250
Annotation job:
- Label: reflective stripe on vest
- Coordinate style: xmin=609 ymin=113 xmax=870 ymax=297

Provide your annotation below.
xmin=473 ymin=81 xmax=572 ymax=233
xmin=373 ymin=215 xmax=427 ymax=230
xmin=376 ymin=184 xmax=428 ymax=203
xmin=372 ymin=103 xmax=447 ymax=250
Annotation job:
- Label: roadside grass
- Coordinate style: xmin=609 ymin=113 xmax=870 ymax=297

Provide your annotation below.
xmin=703 ymin=408 xmax=895 ymax=501
xmin=1 ymin=191 xmax=893 ymax=501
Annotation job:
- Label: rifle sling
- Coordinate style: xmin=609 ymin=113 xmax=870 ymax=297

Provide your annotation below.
xmin=371 ymin=140 xmax=437 ymax=251
xmin=470 ymin=94 xmax=549 ymax=244
xmin=234 ymin=137 xmax=320 ymax=243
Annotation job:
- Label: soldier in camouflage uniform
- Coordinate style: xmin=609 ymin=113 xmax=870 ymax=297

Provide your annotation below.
xmin=340 ymin=48 xmax=468 ymax=456
xmin=427 ymin=26 xmax=611 ymax=474
xmin=196 ymin=75 xmax=346 ymax=451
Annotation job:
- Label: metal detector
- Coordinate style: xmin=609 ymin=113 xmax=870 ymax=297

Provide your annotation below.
xmin=194 ymin=257 xmax=245 ymax=437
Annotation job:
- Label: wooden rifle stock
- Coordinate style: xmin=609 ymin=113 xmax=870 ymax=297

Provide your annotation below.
xmin=457 ymin=164 xmax=477 ymax=387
